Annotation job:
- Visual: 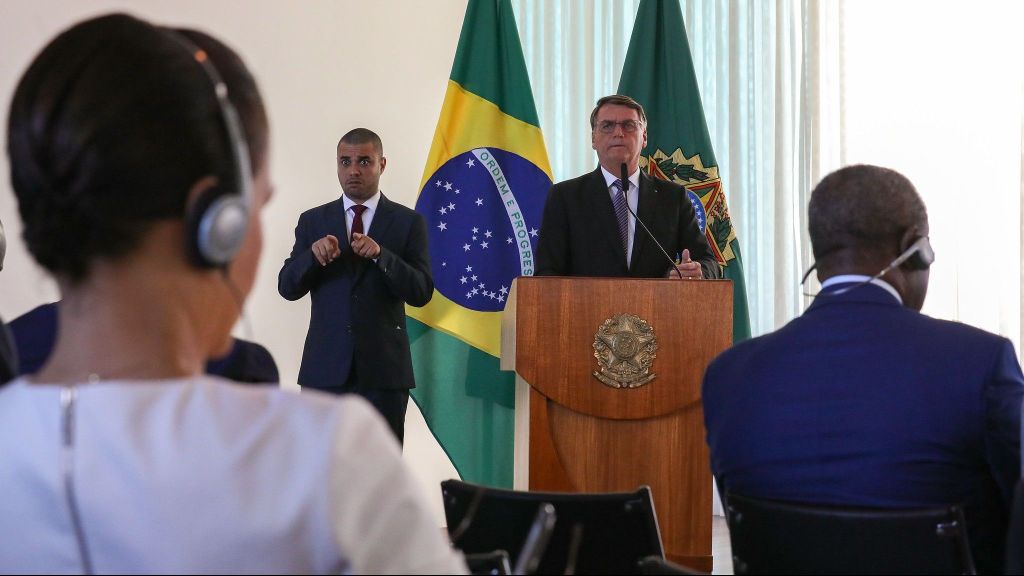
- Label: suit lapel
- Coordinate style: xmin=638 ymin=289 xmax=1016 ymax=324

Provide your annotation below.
xmin=589 ymin=168 xmax=628 ymax=265
xmin=366 ymin=193 xmax=396 ymax=241
xmin=323 ymin=198 xmax=353 ymax=258
xmin=353 ymin=193 xmax=397 ymax=286
xmin=630 ymin=172 xmax=659 ymax=273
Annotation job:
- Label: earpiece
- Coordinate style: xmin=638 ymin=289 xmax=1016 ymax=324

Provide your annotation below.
xmin=891 ymin=236 xmax=934 ymax=272
xmin=801 ymin=236 xmax=933 ymax=299
xmin=166 ymin=31 xmax=252 ymax=269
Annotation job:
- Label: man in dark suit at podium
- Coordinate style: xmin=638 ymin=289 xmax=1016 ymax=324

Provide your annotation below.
xmin=535 ymin=95 xmax=719 ymax=280
xmin=703 ymin=164 xmax=1023 ymax=573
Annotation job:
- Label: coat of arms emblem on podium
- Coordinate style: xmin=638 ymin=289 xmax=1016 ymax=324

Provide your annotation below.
xmin=592 ymin=313 xmax=658 ymax=389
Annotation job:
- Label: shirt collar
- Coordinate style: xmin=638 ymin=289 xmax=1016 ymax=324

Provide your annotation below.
xmin=600 ymin=165 xmax=640 ymax=191
xmin=342 ymin=190 xmax=381 ymax=213
xmin=821 ymin=274 xmax=903 ymax=304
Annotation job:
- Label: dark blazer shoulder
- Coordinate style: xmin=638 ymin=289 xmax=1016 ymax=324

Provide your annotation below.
xmin=642 ymin=170 xmax=686 ymax=194
xmin=299 ymin=197 xmax=344 ymax=220
xmin=377 ymin=194 xmax=422 ymax=220
xmin=552 ymin=168 xmax=606 ymax=192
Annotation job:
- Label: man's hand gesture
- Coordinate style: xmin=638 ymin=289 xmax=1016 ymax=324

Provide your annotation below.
xmin=351 ymin=233 xmax=381 ymax=260
xmin=312 ymin=235 xmax=341 ymax=266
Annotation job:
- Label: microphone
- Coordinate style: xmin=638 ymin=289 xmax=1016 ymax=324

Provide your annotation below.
xmin=621 ymin=163 xmax=683 ymax=279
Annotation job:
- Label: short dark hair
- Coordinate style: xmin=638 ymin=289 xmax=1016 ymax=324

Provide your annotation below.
xmin=7 ymin=13 xmax=268 ymax=284
xmin=338 ymin=128 xmax=383 ymax=156
xmin=808 ymin=165 xmax=927 ymax=263
xmin=589 ymin=95 xmax=647 ymax=129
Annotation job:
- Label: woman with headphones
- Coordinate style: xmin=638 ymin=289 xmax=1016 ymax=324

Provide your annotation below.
xmin=0 ymin=13 xmax=465 ymax=574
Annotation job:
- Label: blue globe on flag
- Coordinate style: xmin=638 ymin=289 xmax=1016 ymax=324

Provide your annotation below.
xmin=416 ymin=148 xmax=551 ymax=313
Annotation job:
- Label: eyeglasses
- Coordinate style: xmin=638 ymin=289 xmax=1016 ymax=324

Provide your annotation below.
xmin=595 ymin=120 xmax=644 ymax=134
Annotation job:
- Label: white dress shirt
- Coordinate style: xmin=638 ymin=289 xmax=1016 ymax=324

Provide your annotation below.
xmin=600 ymin=165 xmax=640 ymax=267
xmin=343 ymin=191 xmax=381 ymax=239
xmin=821 ymin=274 xmax=903 ymax=304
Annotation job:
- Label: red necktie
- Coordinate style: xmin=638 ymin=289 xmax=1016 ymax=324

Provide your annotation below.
xmin=349 ymin=204 xmax=367 ymax=242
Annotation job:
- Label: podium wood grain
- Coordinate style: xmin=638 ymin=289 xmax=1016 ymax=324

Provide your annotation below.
xmin=503 ymin=276 xmax=732 ymax=573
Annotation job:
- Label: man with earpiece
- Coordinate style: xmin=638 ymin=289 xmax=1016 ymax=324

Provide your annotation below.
xmin=702 ymin=164 xmax=1023 ymax=574
xmin=279 ymin=128 xmax=433 ymax=446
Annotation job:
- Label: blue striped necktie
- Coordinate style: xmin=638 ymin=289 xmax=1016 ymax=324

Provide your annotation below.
xmin=611 ymin=179 xmax=629 ymax=257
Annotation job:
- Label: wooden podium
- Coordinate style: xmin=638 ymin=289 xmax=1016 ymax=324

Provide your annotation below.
xmin=500 ymin=276 xmax=732 ymax=572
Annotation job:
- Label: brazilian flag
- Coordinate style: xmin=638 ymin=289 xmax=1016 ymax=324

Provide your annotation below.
xmin=408 ymin=0 xmax=551 ymax=488
xmin=618 ymin=0 xmax=751 ymax=342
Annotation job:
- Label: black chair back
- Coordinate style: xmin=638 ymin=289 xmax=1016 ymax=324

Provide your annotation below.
xmin=637 ymin=555 xmax=704 ymax=575
xmin=442 ymin=479 xmax=664 ymax=575
xmin=465 ymin=550 xmax=513 ymax=575
xmin=1006 ymin=480 xmax=1024 ymax=575
xmin=724 ymin=492 xmax=975 ymax=575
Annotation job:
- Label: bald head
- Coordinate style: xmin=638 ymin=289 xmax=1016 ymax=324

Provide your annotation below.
xmin=809 ymin=165 xmax=927 ymax=266
xmin=338 ymin=128 xmax=383 ymax=157
xmin=808 ymin=164 xmax=932 ymax=310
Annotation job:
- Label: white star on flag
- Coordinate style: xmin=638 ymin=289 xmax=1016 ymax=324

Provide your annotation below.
xmin=475 ymin=198 xmax=484 ymax=206
xmin=463 ymin=243 xmax=471 ymax=251
xmin=529 ymin=228 xmax=539 ymax=237
xmin=437 ymin=222 xmax=447 ymax=231
xmin=444 ymin=182 xmax=453 ymax=191
xmin=466 ymin=159 xmax=476 ymax=168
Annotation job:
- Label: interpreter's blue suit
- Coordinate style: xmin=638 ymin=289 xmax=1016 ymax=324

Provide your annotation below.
xmin=703 ymin=282 xmax=1023 ymax=574
xmin=277 ymin=194 xmax=432 ymax=444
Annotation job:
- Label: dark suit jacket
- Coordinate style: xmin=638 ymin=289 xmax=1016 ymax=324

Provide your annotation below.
xmin=7 ymin=302 xmax=279 ymax=384
xmin=0 ymin=319 xmax=16 ymax=385
xmin=703 ymin=283 xmax=1024 ymax=574
xmin=535 ymin=167 xmax=720 ymax=279
xmin=278 ymin=194 xmax=432 ymax=391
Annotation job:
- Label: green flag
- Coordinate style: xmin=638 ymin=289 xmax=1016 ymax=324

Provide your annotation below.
xmin=618 ymin=0 xmax=751 ymax=342
xmin=408 ymin=0 xmax=552 ymax=488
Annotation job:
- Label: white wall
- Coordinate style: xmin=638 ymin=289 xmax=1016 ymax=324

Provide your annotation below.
xmin=0 ymin=0 xmax=468 ymax=524
xmin=843 ymin=0 xmax=1024 ymax=350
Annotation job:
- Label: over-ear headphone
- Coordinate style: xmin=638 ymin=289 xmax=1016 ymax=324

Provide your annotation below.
xmin=165 ymin=30 xmax=252 ymax=269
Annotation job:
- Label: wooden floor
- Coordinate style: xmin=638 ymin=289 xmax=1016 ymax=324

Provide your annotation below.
xmin=711 ymin=515 xmax=733 ymax=575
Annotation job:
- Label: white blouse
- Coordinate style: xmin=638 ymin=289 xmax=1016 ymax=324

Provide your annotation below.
xmin=0 ymin=376 xmax=466 ymax=575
